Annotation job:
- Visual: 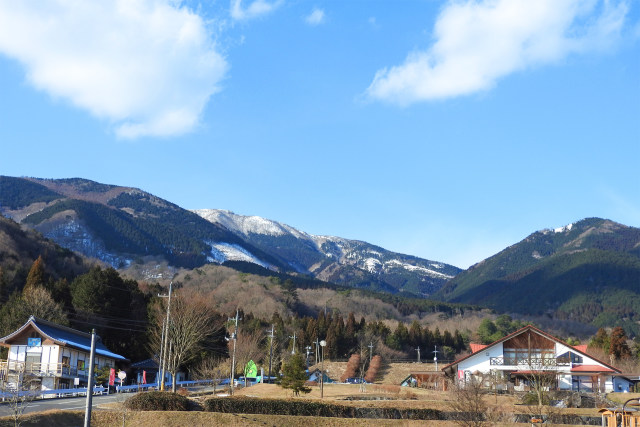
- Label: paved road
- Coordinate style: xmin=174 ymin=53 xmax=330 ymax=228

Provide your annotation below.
xmin=0 ymin=392 xmax=130 ymax=417
xmin=0 ymin=385 xmax=219 ymax=418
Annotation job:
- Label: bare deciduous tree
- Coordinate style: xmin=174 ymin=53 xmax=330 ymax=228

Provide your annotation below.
xmin=191 ymin=357 xmax=226 ymax=392
xmin=232 ymin=329 xmax=265 ymax=384
xmin=1 ymin=366 xmax=39 ymax=427
xmin=447 ymin=374 xmax=490 ymax=427
xmin=156 ymin=296 xmax=221 ymax=392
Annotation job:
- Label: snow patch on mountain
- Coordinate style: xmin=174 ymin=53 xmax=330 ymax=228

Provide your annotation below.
xmin=364 ymin=257 xmax=382 ymax=273
xmin=40 ymin=218 xmax=130 ymax=268
xmin=207 ymin=241 xmax=271 ymax=269
xmin=384 ymin=259 xmax=454 ymax=279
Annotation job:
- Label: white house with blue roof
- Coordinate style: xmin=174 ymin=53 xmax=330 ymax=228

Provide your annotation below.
xmin=0 ymin=316 xmax=126 ymax=392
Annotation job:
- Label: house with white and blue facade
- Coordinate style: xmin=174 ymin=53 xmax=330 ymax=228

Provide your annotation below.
xmin=0 ymin=316 xmax=126 ymax=392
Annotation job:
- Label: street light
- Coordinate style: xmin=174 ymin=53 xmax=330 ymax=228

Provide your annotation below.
xmin=319 ymin=340 xmax=326 ymax=399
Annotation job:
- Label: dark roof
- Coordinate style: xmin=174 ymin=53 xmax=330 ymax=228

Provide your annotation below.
xmin=0 ymin=316 xmax=126 ymax=361
xmin=442 ymin=324 xmax=620 ymax=374
xmin=131 ymin=358 xmax=159 ymax=369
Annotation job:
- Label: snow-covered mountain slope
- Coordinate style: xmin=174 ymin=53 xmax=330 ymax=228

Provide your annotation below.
xmin=193 ymin=209 xmax=462 ymax=296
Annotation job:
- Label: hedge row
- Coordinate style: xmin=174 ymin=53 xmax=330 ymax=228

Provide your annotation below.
xmin=125 ymin=391 xmax=191 ymax=411
xmin=204 ymin=397 xmax=444 ymax=420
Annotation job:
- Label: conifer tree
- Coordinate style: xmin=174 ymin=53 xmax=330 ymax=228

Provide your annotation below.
xmin=609 ymin=326 xmax=631 ymax=361
xmin=408 ymin=320 xmax=422 ymax=348
xmin=279 ymin=353 xmax=311 ymax=396
xmin=23 ymin=255 xmax=45 ymax=297
xmin=590 ymin=328 xmax=610 ymax=353
xmin=0 ymin=267 xmax=7 ymax=303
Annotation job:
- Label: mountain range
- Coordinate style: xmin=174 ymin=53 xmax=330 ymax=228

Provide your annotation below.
xmin=0 ymin=176 xmax=460 ymax=296
xmin=2 ymin=175 xmax=639 ymax=334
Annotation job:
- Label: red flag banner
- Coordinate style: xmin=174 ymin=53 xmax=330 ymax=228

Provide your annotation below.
xmin=109 ymin=368 xmax=116 ymax=386
xmin=142 ymin=370 xmax=147 ymax=384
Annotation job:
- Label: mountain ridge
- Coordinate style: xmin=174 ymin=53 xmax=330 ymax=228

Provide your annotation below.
xmin=193 ymin=208 xmax=460 ymax=296
xmin=436 ymin=217 xmax=640 ymax=334
xmin=0 ymin=176 xmax=459 ymax=296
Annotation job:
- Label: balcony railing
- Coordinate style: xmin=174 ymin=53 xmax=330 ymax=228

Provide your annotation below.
xmin=0 ymin=360 xmax=87 ymax=378
xmin=489 ymin=357 xmax=570 ymax=368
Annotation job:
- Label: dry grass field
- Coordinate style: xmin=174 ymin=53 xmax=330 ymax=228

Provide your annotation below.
xmin=0 ymin=363 xmax=614 ymax=426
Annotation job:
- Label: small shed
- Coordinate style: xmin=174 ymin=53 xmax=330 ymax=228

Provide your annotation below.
xmin=307 ymin=369 xmax=334 ymax=384
xmin=401 ymin=372 xmax=447 ymax=390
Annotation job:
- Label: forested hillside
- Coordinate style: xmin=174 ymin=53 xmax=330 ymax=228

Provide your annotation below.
xmin=437 ymin=218 xmax=640 ymax=334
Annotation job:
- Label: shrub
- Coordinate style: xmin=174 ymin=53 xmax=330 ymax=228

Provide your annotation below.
xmin=204 ymin=397 xmax=444 ymax=420
xmin=125 ymin=391 xmax=191 ymax=411
xmin=521 ymin=391 xmax=550 ymax=406
xmin=340 ymin=354 xmax=361 ymax=382
xmin=364 ymin=355 xmax=382 ymax=383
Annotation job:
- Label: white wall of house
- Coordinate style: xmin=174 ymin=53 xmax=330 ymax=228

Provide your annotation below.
xmin=458 ymin=343 xmax=504 ymax=373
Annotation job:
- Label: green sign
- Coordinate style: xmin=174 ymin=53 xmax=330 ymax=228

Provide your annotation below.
xmin=244 ymin=360 xmax=257 ymax=378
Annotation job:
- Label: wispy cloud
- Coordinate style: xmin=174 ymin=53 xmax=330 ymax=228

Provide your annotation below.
xmin=367 ymin=0 xmax=629 ymax=105
xmin=0 ymin=0 xmax=228 ymax=139
xmin=306 ymin=8 xmax=325 ymax=26
xmin=231 ymin=0 xmax=282 ymax=21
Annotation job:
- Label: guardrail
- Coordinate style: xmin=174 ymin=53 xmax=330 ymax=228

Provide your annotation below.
xmin=0 ymin=386 xmax=106 ymax=401
xmin=115 ymin=379 xmax=216 ymax=393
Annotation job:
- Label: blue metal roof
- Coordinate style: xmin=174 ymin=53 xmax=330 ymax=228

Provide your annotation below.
xmin=34 ymin=321 xmax=127 ymax=361
xmin=0 ymin=316 xmax=127 ymax=361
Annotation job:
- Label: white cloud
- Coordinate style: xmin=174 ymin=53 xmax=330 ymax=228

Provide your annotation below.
xmin=231 ymin=0 xmax=282 ymax=21
xmin=0 ymin=0 xmax=227 ymax=139
xmin=306 ymin=8 xmax=325 ymax=26
xmin=367 ymin=0 xmax=629 ymax=105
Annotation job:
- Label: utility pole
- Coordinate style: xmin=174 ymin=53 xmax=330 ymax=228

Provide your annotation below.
xmin=305 ymin=346 xmax=312 ymax=369
xmin=368 ymin=342 xmax=374 ymax=365
xmin=83 ymin=329 xmax=96 ymax=427
xmin=433 ymin=345 xmax=440 ymax=371
xmin=319 ymin=340 xmax=326 ymax=399
xmin=227 ymin=309 xmax=241 ymax=395
xmin=158 ymin=282 xmax=173 ymax=391
xmin=313 ymin=338 xmax=319 ymax=365
xmin=416 ymin=346 xmax=421 ymax=363
xmin=289 ymin=332 xmax=297 ymax=355
xmin=267 ymin=325 xmax=275 ymax=384
xmin=158 ymin=318 xmax=165 ymax=388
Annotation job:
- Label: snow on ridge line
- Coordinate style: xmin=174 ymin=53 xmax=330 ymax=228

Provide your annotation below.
xmin=193 ymin=209 xmax=309 ymax=239
xmin=554 ymin=223 xmax=574 ymax=233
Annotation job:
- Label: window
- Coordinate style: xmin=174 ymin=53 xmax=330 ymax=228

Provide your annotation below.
xmin=77 ymin=359 xmax=85 ymax=371
xmin=504 ymin=348 xmax=555 ymax=365
xmin=62 ymin=356 xmax=70 ymax=366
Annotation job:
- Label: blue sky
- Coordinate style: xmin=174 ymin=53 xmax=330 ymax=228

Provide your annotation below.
xmin=0 ymin=0 xmax=638 ymax=269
